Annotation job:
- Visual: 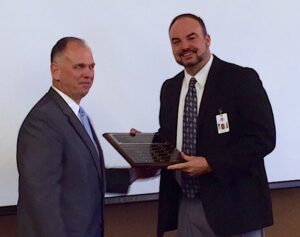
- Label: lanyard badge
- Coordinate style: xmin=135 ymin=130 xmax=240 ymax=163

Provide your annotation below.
xmin=216 ymin=110 xmax=230 ymax=134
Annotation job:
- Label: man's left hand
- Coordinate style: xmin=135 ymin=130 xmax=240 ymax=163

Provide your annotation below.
xmin=167 ymin=152 xmax=212 ymax=176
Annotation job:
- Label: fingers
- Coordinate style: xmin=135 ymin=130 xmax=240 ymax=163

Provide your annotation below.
xmin=167 ymin=161 xmax=188 ymax=170
xmin=129 ymin=128 xmax=141 ymax=136
xmin=167 ymin=155 xmax=210 ymax=176
xmin=167 ymin=153 xmax=192 ymax=170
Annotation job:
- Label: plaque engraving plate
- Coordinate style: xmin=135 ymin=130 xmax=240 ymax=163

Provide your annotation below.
xmin=103 ymin=133 xmax=183 ymax=167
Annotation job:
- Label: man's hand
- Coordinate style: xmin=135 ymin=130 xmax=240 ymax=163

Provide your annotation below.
xmin=167 ymin=152 xmax=212 ymax=176
xmin=129 ymin=128 xmax=140 ymax=136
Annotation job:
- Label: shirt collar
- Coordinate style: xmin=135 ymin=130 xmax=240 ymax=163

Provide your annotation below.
xmin=184 ymin=54 xmax=214 ymax=87
xmin=51 ymin=86 xmax=80 ymax=116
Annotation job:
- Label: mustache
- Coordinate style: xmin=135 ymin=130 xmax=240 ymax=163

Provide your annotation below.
xmin=179 ymin=48 xmax=197 ymax=56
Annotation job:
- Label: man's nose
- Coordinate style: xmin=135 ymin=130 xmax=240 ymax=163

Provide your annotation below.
xmin=83 ymin=67 xmax=94 ymax=78
xmin=180 ymin=39 xmax=190 ymax=50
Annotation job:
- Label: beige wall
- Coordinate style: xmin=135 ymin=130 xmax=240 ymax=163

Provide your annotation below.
xmin=265 ymin=188 xmax=300 ymax=237
xmin=1 ymin=188 xmax=300 ymax=237
xmin=105 ymin=188 xmax=300 ymax=237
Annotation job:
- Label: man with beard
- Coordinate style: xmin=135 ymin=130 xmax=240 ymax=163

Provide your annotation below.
xmin=155 ymin=13 xmax=276 ymax=237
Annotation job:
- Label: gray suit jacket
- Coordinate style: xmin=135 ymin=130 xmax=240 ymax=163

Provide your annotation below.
xmin=17 ymin=88 xmax=130 ymax=237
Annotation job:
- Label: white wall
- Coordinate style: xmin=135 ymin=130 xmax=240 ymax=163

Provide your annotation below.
xmin=0 ymin=0 xmax=299 ymax=206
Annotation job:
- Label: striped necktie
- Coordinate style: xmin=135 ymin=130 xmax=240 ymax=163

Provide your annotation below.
xmin=181 ymin=78 xmax=200 ymax=198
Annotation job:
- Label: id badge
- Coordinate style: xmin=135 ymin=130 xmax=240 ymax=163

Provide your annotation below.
xmin=216 ymin=113 xmax=230 ymax=134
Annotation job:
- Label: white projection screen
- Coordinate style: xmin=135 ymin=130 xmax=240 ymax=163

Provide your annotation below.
xmin=0 ymin=0 xmax=300 ymax=207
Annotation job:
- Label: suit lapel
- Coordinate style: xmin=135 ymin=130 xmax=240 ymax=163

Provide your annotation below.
xmin=169 ymin=72 xmax=184 ymax=144
xmin=47 ymin=88 xmax=104 ymax=182
xmin=90 ymin=123 xmax=106 ymax=189
xmin=197 ymin=56 xmax=223 ymax=129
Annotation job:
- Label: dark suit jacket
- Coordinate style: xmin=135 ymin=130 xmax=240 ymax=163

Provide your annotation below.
xmin=17 ymin=88 xmax=130 ymax=237
xmin=157 ymin=56 xmax=276 ymax=236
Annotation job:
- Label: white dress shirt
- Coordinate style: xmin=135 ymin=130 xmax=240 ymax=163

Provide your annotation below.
xmin=51 ymin=86 xmax=81 ymax=119
xmin=176 ymin=55 xmax=213 ymax=151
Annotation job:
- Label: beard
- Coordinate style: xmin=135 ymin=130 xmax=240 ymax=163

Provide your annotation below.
xmin=175 ymin=49 xmax=204 ymax=68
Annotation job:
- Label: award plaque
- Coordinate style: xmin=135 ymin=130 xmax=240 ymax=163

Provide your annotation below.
xmin=103 ymin=133 xmax=183 ymax=167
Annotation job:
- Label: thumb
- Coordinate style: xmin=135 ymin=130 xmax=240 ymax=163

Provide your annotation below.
xmin=180 ymin=152 xmax=193 ymax=162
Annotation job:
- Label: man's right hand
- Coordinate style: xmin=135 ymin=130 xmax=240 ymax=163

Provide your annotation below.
xmin=129 ymin=128 xmax=140 ymax=136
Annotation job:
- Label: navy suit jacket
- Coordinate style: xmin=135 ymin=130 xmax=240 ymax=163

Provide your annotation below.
xmin=157 ymin=56 xmax=276 ymax=236
xmin=17 ymin=88 xmax=130 ymax=237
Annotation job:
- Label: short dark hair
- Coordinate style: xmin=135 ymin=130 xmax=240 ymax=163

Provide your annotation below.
xmin=50 ymin=37 xmax=85 ymax=63
xmin=169 ymin=13 xmax=208 ymax=35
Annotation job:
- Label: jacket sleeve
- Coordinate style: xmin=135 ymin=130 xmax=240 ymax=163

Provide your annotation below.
xmin=17 ymin=114 xmax=68 ymax=237
xmin=105 ymin=168 xmax=131 ymax=194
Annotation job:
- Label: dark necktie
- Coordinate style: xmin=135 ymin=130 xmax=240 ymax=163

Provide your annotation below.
xmin=181 ymin=78 xmax=200 ymax=198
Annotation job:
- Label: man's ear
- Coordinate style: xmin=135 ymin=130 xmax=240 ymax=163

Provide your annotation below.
xmin=205 ymin=34 xmax=211 ymax=48
xmin=51 ymin=63 xmax=60 ymax=81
